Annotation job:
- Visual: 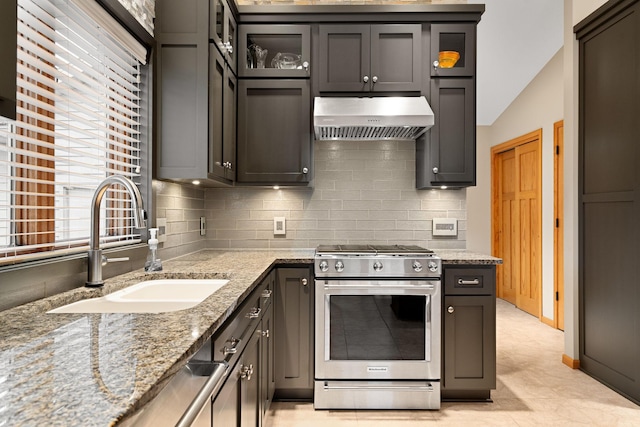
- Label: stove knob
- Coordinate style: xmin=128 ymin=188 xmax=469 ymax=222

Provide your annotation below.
xmin=412 ymin=261 xmax=423 ymax=272
xmin=319 ymin=261 xmax=329 ymax=272
xmin=373 ymin=261 xmax=383 ymax=272
xmin=427 ymin=261 xmax=439 ymax=273
xmin=335 ymin=261 xmax=344 ymax=272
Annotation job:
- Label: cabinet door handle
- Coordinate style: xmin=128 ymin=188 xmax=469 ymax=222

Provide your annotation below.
xmin=432 ymin=167 xmax=439 ymax=174
xmin=447 ymin=306 xmax=454 ymax=314
xmin=372 ymin=75 xmax=378 ymax=83
xmin=240 ymin=363 xmax=254 ymax=380
xmin=433 ymin=60 xmax=440 ymax=70
xmin=262 ymin=329 xmax=270 ymax=338
xmin=363 ymin=75 xmax=369 ymax=83
xmin=302 ymin=61 xmax=310 ymax=72
xmin=261 ymin=289 xmax=272 ymax=298
xmin=458 ymin=278 xmax=480 ymax=286
xmin=301 ymin=278 xmax=308 ymax=286
xmin=302 ymin=167 xmax=309 ymax=174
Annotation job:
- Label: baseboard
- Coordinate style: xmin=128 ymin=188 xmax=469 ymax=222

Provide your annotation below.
xmin=541 ymin=316 xmax=555 ymax=328
xmin=562 ymin=354 xmax=580 ymax=369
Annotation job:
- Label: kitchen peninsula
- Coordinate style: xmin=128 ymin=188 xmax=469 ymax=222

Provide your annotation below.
xmin=0 ymin=249 xmax=499 ymax=425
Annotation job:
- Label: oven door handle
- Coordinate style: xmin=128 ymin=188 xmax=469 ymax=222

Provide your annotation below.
xmin=322 ymin=383 xmax=436 ymax=391
xmin=322 ymin=284 xmax=436 ymax=290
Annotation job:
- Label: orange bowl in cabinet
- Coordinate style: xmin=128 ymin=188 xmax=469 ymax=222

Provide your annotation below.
xmin=438 ymin=51 xmax=460 ymax=68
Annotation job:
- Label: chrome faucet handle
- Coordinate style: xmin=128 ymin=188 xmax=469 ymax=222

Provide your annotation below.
xmin=100 ymin=255 xmax=130 ymax=267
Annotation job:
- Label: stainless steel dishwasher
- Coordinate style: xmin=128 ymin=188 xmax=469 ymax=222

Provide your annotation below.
xmin=122 ymin=280 xmax=268 ymax=426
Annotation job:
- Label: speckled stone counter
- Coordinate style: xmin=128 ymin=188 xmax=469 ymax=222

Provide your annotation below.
xmin=0 ymin=248 xmax=497 ymax=426
xmin=436 ymin=250 xmax=502 ymax=265
xmin=0 ymin=250 xmax=313 ymax=427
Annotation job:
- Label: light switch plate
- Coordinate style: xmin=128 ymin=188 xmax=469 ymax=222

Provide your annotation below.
xmin=433 ymin=218 xmax=458 ymax=236
xmin=274 ymin=217 xmax=286 ymax=235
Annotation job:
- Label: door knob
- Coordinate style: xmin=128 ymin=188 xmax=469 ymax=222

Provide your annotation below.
xmin=363 ymin=75 xmax=369 ymax=83
xmin=447 ymin=306 xmax=454 ymax=314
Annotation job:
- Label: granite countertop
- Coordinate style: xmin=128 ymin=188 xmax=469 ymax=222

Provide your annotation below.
xmin=437 ymin=250 xmax=502 ymax=265
xmin=0 ymin=248 xmax=498 ymax=426
xmin=0 ymin=250 xmax=313 ymax=427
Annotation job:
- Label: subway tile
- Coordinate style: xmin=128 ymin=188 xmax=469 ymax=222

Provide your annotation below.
xmin=165 ymin=209 xmax=184 ymax=221
xmin=408 ymin=210 xmax=446 ymax=220
xmin=381 ymin=200 xmax=421 ymax=211
xmin=420 ymin=199 xmax=462 ymax=210
xmin=374 ymin=230 xmax=414 ymax=240
xmin=286 ymin=219 xmax=319 ymax=230
xmin=250 ymin=210 xmax=291 ymax=220
xmin=368 ymin=210 xmax=408 ymax=220
xmin=321 ymin=189 xmax=361 ymax=201
xmin=236 ymin=220 xmax=273 ymax=231
xmin=330 ymin=210 xmax=369 ymax=220
xmin=289 ymin=210 xmax=329 ymax=220
xmin=356 ymin=220 xmax=395 ymax=230
xmin=342 ymin=200 xmax=381 ymax=210
xmin=263 ymin=199 xmax=305 ymax=210
xmin=360 ymin=189 xmax=402 ymax=201
xmin=317 ymin=220 xmax=358 ymax=230
xmin=295 ymin=229 xmax=334 ymax=239
xmin=216 ymin=230 xmax=257 ymax=240
xmin=396 ymin=220 xmax=431 ymax=231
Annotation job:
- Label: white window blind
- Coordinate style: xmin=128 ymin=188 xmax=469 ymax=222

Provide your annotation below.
xmin=0 ymin=0 xmax=147 ymax=264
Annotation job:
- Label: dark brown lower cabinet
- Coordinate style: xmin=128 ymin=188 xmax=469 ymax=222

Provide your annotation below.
xmin=274 ymin=267 xmax=314 ymax=400
xmin=442 ymin=265 xmax=496 ymax=400
xmin=212 ymin=328 xmax=261 ymax=427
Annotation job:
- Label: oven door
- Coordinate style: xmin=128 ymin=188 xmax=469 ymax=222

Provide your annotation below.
xmin=314 ymin=279 xmax=441 ymax=381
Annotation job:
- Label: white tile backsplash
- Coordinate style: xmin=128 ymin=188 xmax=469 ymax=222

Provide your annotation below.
xmin=204 ymin=140 xmax=466 ymax=250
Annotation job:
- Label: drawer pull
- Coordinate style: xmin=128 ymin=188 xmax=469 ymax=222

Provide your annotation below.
xmin=222 ymin=337 xmax=240 ymax=355
xmin=458 ymin=278 xmax=480 ymax=286
xmin=261 ymin=289 xmax=272 ymax=299
xmin=246 ymin=307 xmax=261 ymax=319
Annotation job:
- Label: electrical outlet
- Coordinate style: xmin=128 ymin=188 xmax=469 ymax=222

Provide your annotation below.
xmin=200 ymin=216 xmax=206 ymax=236
xmin=156 ymin=218 xmax=167 ymax=243
xmin=274 ymin=217 xmax=286 ymax=236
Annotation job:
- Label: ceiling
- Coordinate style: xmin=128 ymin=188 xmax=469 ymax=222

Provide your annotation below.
xmin=468 ymin=0 xmax=564 ymax=125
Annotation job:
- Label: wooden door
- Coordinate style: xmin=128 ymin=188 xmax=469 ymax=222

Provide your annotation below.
xmin=554 ymin=120 xmax=564 ymax=330
xmin=495 ymin=149 xmax=516 ymax=304
xmin=492 ymin=130 xmax=542 ymax=318
xmin=514 ymin=141 xmax=541 ymax=317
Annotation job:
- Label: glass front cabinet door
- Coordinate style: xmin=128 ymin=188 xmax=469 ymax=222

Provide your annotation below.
xmin=238 ymin=25 xmax=311 ymax=78
xmin=430 ymin=23 xmax=475 ymax=77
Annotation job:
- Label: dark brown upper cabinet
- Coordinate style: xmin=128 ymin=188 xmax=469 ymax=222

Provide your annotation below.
xmin=430 ymin=23 xmax=475 ymax=77
xmin=0 ymin=0 xmax=17 ymax=120
xmin=209 ymin=45 xmax=237 ymax=182
xmin=318 ymin=24 xmax=422 ymax=93
xmin=417 ymin=78 xmax=475 ymax=188
xmin=210 ymin=0 xmax=237 ymax=74
xmin=239 ymin=24 xmax=311 ymax=78
xmin=236 ymin=79 xmax=311 ymax=185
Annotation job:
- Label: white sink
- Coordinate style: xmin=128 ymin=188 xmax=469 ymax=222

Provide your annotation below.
xmin=48 ymin=279 xmax=229 ymax=314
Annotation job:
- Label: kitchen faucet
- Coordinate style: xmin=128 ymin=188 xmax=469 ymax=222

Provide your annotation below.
xmin=86 ymin=175 xmax=146 ymax=287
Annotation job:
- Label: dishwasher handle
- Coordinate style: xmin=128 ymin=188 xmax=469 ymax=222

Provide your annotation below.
xmin=175 ymin=361 xmax=229 ymax=427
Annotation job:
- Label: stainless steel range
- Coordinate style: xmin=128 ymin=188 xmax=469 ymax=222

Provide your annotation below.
xmin=314 ymin=244 xmax=441 ymax=410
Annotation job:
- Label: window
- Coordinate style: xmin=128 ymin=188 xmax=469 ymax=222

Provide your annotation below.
xmin=0 ymin=0 xmax=148 ymax=264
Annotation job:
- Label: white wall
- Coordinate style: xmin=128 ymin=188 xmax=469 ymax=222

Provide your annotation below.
xmin=562 ymin=0 xmax=608 ymax=360
xmin=467 ymin=47 xmax=563 ymax=321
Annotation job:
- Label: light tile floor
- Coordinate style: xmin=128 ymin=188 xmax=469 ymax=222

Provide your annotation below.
xmin=266 ymin=299 xmax=640 ymax=426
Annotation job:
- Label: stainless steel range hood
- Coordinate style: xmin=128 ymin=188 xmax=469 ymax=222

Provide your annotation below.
xmin=313 ymin=96 xmax=434 ymax=141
